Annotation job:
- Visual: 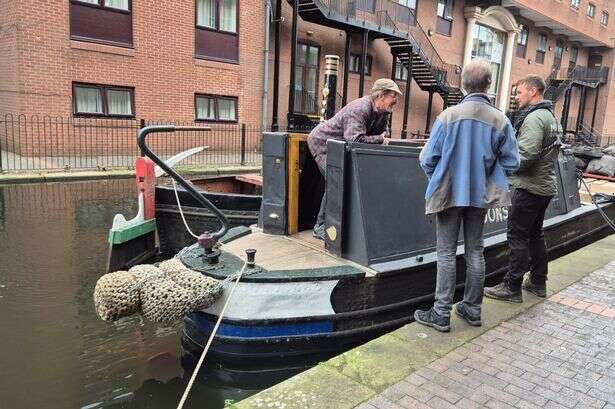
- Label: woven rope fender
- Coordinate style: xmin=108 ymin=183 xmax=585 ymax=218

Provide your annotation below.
xmin=93 ymin=260 xmax=223 ymax=323
xmin=93 ymin=271 xmax=140 ymax=321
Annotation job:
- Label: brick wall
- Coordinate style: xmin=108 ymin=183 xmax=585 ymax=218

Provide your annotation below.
xmin=0 ymin=2 xmax=20 ymax=116
xmin=2 ymin=0 xmax=615 ymax=158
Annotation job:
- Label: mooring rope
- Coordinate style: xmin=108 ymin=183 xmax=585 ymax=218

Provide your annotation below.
xmin=176 ymin=259 xmax=248 ymax=409
xmin=579 ymin=174 xmax=615 ymax=232
xmin=172 ymin=180 xmax=201 ymax=240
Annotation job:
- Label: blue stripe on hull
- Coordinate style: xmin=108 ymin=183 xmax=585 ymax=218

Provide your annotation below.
xmin=188 ymin=313 xmax=333 ymax=337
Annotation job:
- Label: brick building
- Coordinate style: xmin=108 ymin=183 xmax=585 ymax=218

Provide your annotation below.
xmin=1 ymin=0 xmax=614 ymax=152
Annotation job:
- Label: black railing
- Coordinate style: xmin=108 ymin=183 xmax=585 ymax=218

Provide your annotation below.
xmin=0 ymin=114 xmax=262 ymax=173
xmin=553 ymin=65 xmax=609 ymax=83
xmin=315 ymin=0 xmax=461 ymax=90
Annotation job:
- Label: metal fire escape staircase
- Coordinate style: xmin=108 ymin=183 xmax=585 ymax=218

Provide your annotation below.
xmin=545 ymin=65 xmax=608 ymax=103
xmin=291 ymin=0 xmax=464 ymax=107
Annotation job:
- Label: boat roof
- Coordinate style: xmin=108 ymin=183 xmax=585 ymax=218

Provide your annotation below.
xmin=221 ymin=227 xmax=377 ymax=277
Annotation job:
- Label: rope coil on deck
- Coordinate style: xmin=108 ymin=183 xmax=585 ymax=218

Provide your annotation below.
xmin=93 ymin=258 xmax=224 ymax=323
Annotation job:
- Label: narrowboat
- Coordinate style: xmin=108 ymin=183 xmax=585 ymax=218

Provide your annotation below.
xmin=177 ymin=130 xmax=614 ymax=372
xmin=109 ymin=126 xmax=615 ymax=379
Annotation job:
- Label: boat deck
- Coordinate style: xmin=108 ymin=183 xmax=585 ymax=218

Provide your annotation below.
xmin=221 ymin=228 xmax=376 ymax=276
xmin=580 ymin=177 xmax=615 ymax=203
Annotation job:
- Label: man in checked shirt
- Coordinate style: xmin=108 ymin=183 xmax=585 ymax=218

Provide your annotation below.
xmin=307 ymin=78 xmax=402 ymax=240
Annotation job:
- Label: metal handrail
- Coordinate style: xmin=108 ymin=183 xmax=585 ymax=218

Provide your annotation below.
xmin=137 ymin=125 xmax=230 ymax=240
xmin=313 ymin=0 xmax=461 ymax=90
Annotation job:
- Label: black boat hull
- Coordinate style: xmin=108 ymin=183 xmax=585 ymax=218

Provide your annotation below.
xmin=183 ymin=203 xmax=615 ymax=370
xmin=155 ymin=177 xmax=261 ymax=255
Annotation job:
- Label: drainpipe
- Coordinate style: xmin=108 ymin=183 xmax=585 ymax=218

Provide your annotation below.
xmin=261 ymin=0 xmax=272 ymax=131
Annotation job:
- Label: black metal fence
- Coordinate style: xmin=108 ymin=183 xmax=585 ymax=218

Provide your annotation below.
xmin=0 ymin=114 xmax=262 ymax=172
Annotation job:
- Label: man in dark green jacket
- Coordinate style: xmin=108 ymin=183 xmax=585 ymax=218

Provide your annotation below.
xmin=484 ymin=75 xmax=561 ymax=302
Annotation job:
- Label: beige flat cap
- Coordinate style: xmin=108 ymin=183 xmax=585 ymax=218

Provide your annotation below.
xmin=371 ymin=78 xmax=403 ymax=95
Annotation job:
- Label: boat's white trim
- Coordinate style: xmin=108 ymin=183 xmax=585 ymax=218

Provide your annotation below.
xmin=202 ymin=280 xmax=339 ymax=320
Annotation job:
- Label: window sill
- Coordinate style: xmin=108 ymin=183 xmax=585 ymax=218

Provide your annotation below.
xmin=195 ymin=56 xmax=240 ymax=66
xmin=73 ymin=113 xmax=136 ymax=119
xmin=195 ymin=119 xmax=239 ymax=124
xmin=70 ymin=39 xmax=134 ymax=55
xmin=196 ymin=25 xmax=239 ymax=36
xmin=570 ymin=6 xmax=580 ymax=12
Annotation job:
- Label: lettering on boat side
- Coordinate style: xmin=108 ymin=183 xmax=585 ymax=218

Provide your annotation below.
xmin=484 ymin=207 xmax=508 ymax=224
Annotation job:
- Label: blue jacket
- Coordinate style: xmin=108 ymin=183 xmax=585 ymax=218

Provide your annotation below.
xmin=419 ymin=93 xmax=520 ymax=214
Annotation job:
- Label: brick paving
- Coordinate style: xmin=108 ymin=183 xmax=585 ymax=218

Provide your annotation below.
xmin=360 ymin=260 xmax=615 ymax=409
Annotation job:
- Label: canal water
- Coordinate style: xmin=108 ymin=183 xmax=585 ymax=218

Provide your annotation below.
xmin=0 ymin=180 xmax=259 ymax=409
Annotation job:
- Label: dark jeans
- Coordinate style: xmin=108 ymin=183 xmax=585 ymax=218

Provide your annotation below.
xmin=504 ymin=188 xmax=553 ymax=291
xmin=315 ymin=159 xmax=326 ymax=230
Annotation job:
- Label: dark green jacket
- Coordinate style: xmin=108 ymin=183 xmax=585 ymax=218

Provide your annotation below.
xmin=508 ymin=104 xmax=560 ymax=197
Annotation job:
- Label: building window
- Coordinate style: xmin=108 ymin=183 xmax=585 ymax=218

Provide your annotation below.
xmin=436 ymin=0 xmax=454 ymax=36
xmin=587 ymin=3 xmax=596 ymax=17
xmin=554 ymin=40 xmax=565 ymax=69
xmin=570 ymin=0 xmax=580 ymax=9
xmin=73 ymin=0 xmax=130 ymax=11
xmin=570 ymin=46 xmax=578 ymax=67
xmin=69 ymin=0 xmax=132 ymax=47
xmin=294 ymin=43 xmax=320 ymax=114
xmin=601 ymin=11 xmax=609 ymax=25
xmin=536 ymin=33 xmax=547 ymax=64
xmin=195 ymin=0 xmax=239 ymax=62
xmin=195 ymin=95 xmax=238 ymax=122
xmin=356 ymin=0 xmax=376 ymax=13
xmin=394 ymin=58 xmax=408 ymax=81
xmin=397 ymin=0 xmax=417 ymax=26
xmin=196 ymin=0 xmax=237 ymax=33
xmin=516 ymin=24 xmax=529 ymax=58
xmin=349 ymin=54 xmax=373 ymax=75
xmin=73 ymin=83 xmax=134 ymax=117
xmin=471 ymin=24 xmax=504 ymax=96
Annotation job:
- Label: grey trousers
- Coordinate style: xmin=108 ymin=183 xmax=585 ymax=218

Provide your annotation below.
xmin=433 ymin=206 xmax=487 ymax=318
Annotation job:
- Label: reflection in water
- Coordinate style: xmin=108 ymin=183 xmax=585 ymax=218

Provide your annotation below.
xmin=0 ymin=180 xmax=258 ymax=409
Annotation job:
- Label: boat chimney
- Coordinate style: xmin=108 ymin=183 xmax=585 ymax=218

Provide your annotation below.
xmin=321 ymin=55 xmax=340 ymax=122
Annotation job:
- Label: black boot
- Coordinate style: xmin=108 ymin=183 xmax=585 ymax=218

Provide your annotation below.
xmin=522 ymin=276 xmax=546 ymax=298
xmin=414 ymin=308 xmax=450 ymax=332
xmin=484 ymin=282 xmax=523 ymax=303
xmin=455 ymin=303 xmax=482 ymax=326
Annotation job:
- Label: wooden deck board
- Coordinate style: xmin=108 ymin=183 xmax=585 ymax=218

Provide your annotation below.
xmin=221 ymin=230 xmax=345 ymax=270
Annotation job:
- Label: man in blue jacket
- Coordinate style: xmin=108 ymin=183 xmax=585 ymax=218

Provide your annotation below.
xmin=414 ymin=59 xmax=520 ymax=332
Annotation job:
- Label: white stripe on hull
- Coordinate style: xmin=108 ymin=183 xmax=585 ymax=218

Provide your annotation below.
xmin=202 ymin=280 xmax=339 ymax=320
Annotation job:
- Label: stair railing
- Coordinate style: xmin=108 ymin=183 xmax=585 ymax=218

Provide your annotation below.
xmin=312 ymin=0 xmax=461 ymax=91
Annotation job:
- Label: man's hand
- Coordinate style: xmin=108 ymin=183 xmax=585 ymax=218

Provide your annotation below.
xmin=382 ymin=137 xmax=391 ymax=145
xmin=380 ymin=130 xmax=390 ymax=139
